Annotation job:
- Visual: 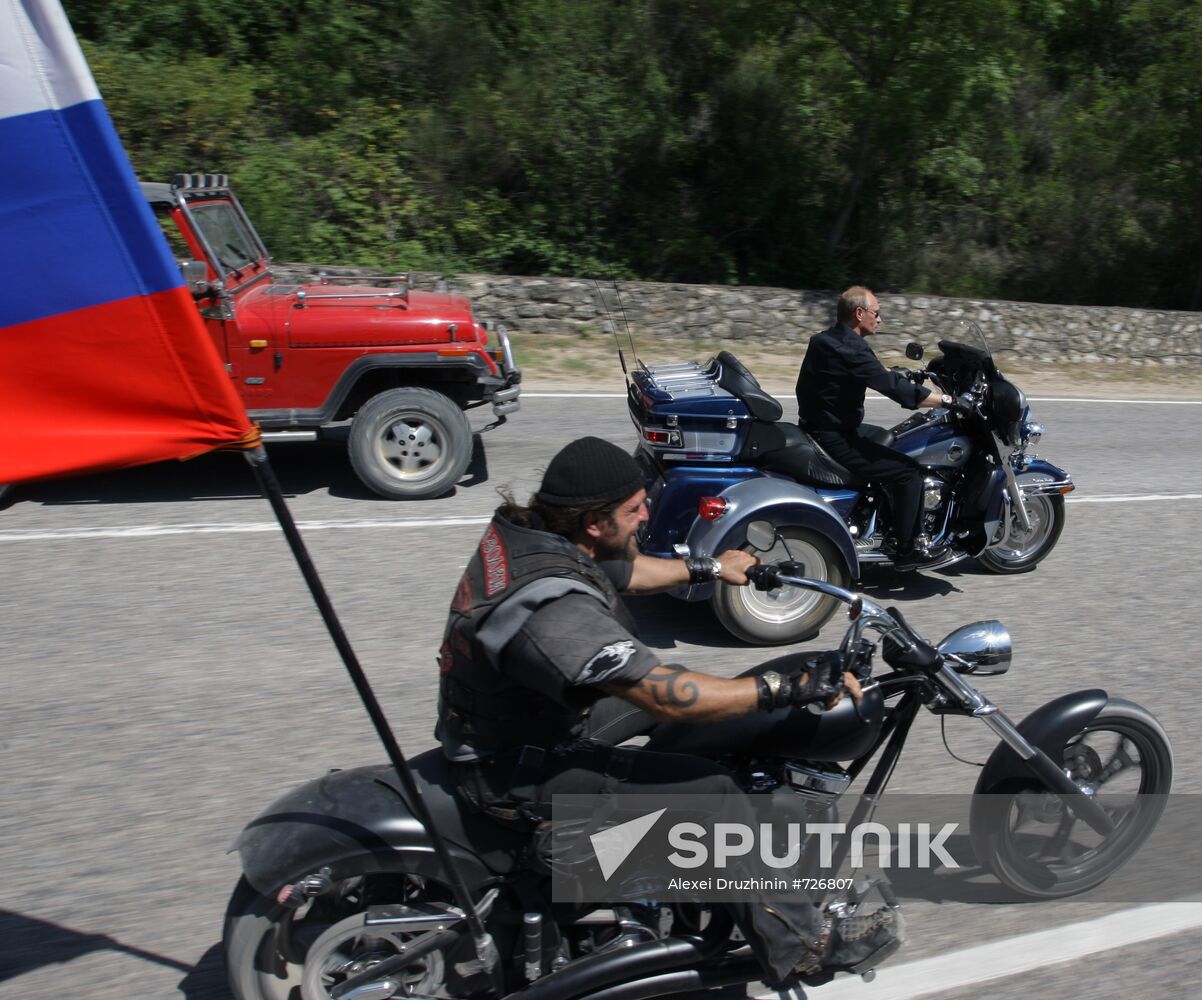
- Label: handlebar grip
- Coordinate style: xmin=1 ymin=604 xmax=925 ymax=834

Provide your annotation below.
xmin=747 ymin=564 xmax=781 ymax=591
xmin=883 ymin=605 xmax=941 ymax=672
xmin=748 ymin=561 xmax=807 ymax=591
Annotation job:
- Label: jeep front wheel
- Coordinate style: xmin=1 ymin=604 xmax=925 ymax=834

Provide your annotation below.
xmin=348 ymin=388 xmax=472 ymax=500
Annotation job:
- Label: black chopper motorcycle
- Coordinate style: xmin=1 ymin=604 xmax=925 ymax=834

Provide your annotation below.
xmin=223 ymin=554 xmax=1172 ymax=1000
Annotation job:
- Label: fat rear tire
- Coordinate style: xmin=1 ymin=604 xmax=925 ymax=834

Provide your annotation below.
xmin=348 ymin=388 xmax=472 ymax=500
xmin=711 ymin=527 xmax=846 ymax=645
xmin=224 ymin=872 xmax=455 ymax=1000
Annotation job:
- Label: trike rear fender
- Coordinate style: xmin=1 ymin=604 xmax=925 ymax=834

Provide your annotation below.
xmin=677 ymin=476 xmax=858 ymax=599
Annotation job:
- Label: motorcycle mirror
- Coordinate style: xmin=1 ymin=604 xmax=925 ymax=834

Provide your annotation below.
xmin=745 ymin=520 xmax=776 ymax=552
xmin=936 ymin=620 xmax=1012 ymax=676
xmin=905 ymin=342 xmax=925 ymax=361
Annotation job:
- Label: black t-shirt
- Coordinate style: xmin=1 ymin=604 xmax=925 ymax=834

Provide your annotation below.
xmin=797 ymin=323 xmax=930 ymax=432
xmin=498 ymin=556 xmax=657 ymax=707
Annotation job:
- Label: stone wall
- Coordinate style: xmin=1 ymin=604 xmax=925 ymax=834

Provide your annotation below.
xmin=274 ymin=263 xmax=1202 ymax=368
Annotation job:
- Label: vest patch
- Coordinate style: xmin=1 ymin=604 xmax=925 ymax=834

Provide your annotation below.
xmin=578 ymin=639 xmax=638 ymax=684
xmin=451 ymin=573 xmax=473 ymax=613
xmin=480 ymin=524 xmax=510 ymax=596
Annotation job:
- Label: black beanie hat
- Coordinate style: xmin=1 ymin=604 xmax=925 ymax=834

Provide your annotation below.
xmin=535 ymin=436 xmax=645 ymax=507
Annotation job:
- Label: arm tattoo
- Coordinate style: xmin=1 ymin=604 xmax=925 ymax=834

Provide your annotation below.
xmin=643 ymin=665 xmax=700 ymax=709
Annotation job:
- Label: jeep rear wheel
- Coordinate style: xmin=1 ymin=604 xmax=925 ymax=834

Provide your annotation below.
xmin=348 ymin=388 xmax=472 ymax=500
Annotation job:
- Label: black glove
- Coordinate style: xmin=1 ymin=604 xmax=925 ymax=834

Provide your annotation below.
xmin=758 ymin=651 xmax=845 ymax=710
xmin=789 ymin=650 xmax=846 ymax=708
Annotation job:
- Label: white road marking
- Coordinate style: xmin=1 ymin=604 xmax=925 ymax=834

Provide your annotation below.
xmin=1066 ymin=493 xmax=1202 ymax=504
xmin=0 ymin=516 xmax=491 ymax=542
xmin=764 ymin=901 xmax=1202 ymax=1000
xmin=1027 ymin=396 xmax=1202 ymax=405
xmin=522 ymin=391 xmax=1202 ymax=405
xmin=1 ymin=493 xmax=1201 ymax=542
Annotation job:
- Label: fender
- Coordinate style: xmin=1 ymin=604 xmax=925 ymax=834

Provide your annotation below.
xmin=981 ymin=458 xmax=1071 ymax=550
xmin=969 ymin=689 xmax=1108 ymax=877
xmin=1015 ymin=458 xmax=1073 ymax=495
xmin=971 ymin=689 xmax=1109 ymax=798
xmin=678 ymin=476 xmax=858 ymax=599
xmin=247 ymin=352 xmax=499 ymax=428
xmin=234 ymin=752 xmax=528 ymax=895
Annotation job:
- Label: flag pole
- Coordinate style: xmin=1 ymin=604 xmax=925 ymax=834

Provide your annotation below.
xmin=242 ymin=445 xmax=495 ymax=959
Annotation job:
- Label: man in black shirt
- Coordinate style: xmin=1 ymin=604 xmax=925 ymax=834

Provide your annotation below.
xmin=797 ymin=287 xmax=951 ymax=565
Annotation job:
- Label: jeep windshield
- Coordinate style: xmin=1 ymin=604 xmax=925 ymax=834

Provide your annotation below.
xmin=191 ymin=201 xmax=261 ymax=272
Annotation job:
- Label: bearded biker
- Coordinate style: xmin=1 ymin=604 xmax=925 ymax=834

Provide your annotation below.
xmin=436 ymin=435 xmax=901 ymax=984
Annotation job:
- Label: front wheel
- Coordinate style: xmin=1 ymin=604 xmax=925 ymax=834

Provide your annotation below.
xmin=970 ymin=698 xmax=1173 ymax=899
xmin=711 ymin=527 xmax=846 ymax=645
xmin=224 ymin=872 xmax=456 ymax=1000
xmin=348 ymin=388 xmax=473 ymax=500
xmin=977 ymin=494 xmax=1064 ymax=573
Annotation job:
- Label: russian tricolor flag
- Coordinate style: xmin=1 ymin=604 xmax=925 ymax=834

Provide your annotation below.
xmin=0 ymin=0 xmax=254 ymax=485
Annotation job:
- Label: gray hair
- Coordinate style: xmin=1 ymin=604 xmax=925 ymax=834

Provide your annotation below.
xmin=837 ymin=286 xmax=874 ymax=323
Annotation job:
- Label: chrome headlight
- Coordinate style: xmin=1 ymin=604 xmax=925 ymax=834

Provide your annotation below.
xmin=1022 ymin=421 xmax=1044 ymax=447
xmin=937 ymin=620 xmax=1012 ymax=675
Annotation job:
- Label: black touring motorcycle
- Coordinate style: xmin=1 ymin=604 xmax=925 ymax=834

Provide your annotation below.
xmin=223 ymin=555 xmax=1172 ymax=1000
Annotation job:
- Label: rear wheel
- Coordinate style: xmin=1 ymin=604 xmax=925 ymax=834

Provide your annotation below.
xmin=978 ymin=494 xmax=1064 ymax=573
xmin=711 ymin=527 xmax=846 ymax=645
xmin=224 ymin=871 xmax=456 ymax=1000
xmin=970 ymin=698 xmax=1173 ymax=899
xmin=348 ymin=388 xmax=472 ymax=500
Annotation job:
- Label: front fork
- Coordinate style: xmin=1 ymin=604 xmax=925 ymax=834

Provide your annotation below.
xmin=937 ymin=665 xmax=1114 ymax=836
xmin=994 ymin=433 xmax=1033 ymax=533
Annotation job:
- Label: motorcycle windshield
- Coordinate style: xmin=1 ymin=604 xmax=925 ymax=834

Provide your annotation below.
xmin=939 ymin=319 xmax=994 ymax=368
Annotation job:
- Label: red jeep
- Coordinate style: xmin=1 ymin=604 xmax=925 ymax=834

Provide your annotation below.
xmin=142 ymin=173 xmax=521 ymax=499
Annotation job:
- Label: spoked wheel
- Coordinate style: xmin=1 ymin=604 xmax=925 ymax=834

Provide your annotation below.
xmin=970 ymin=698 xmax=1173 ymax=899
xmin=301 ymin=911 xmax=445 ymax=1000
xmin=978 ymin=494 xmax=1065 ymax=573
xmin=224 ymin=871 xmax=455 ymax=1000
xmin=711 ymin=527 xmax=846 ymax=645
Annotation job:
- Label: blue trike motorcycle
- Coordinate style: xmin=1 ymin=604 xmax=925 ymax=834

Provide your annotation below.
xmin=628 ymin=321 xmax=1072 ymax=644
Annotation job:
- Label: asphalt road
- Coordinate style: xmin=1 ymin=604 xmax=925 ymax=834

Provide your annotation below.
xmin=3 ymin=386 xmax=1202 ymax=999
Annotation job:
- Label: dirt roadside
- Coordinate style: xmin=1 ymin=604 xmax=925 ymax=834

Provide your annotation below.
xmin=508 ymin=331 xmax=1202 ymax=399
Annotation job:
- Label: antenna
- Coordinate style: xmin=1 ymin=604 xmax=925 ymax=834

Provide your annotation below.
xmin=595 ymin=280 xmax=629 ymax=383
xmin=611 ymin=279 xmax=644 ymax=372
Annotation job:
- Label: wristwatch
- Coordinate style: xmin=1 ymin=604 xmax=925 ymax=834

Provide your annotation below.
xmin=940 ymin=393 xmax=953 ymax=407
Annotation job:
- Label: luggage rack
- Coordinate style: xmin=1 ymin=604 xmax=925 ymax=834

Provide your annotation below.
xmin=638 ymin=358 xmax=726 ymax=400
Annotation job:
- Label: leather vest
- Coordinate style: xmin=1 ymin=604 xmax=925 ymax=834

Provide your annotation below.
xmin=435 ymin=512 xmax=637 ymax=761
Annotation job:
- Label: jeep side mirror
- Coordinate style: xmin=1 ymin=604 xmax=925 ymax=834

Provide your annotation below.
xmin=179 ymin=259 xmax=211 ymax=297
xmin=905 ymin=342 xmax=924 ymax=361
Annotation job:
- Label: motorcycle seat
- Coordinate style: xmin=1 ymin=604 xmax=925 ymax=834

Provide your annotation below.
xmin=754 ymin=425 xmax=866 ymax=489
xmin=716 ymin=350 xmax=783 ymax=421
